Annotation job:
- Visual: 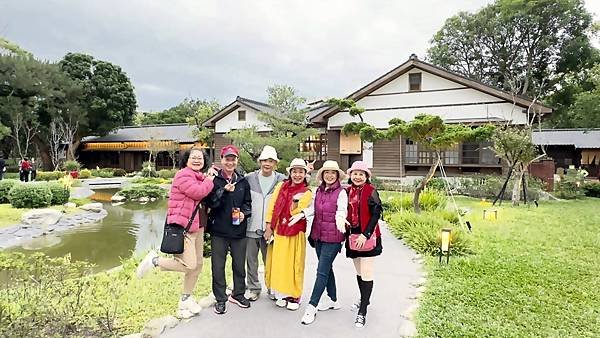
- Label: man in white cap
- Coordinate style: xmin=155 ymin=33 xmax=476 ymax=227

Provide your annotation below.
xmin=245 ymin=145 xmax=287 ymax=301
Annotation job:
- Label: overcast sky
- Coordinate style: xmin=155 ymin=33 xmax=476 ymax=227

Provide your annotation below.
xmin=2 ymin=0 xmax=599 ymax=112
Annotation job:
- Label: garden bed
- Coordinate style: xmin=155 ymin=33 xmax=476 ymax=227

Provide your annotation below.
xmin=384 ymin=193 xmax=600 ymax=337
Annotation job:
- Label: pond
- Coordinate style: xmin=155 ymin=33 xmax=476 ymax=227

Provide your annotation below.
xmin=9 ymin=189 xmax=167 ymax=272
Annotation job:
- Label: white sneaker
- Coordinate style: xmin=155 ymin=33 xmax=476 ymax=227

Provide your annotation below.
xmin=301 ymin=304 xmax=317 ymax=325
xmin=180 ymin=297 xmax=202 ymax=314
xmin=350 ymin=299 xmax=361 ymax=312
xmin=245 ymin=290 xmax=259 ymax=301
xmin=317 ymin=296 xmax=341 ymax=311
xmin=275 ymin=298 xmax=288 ymax=308
xmin=136 ymin=250 xmax=157 ymax=279
xmin=286 ymin=301 xmax=300 ymax=311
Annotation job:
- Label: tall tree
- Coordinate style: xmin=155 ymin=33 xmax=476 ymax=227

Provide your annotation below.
xmin=0 ymin=37 xmax=32 ymax=57
xmin=59 ymin=53 xmax=137 ymax=159
xmin=135 ymin=98 xmax=220 ymax=126
xmin=427 ymin=0 xmax=596 ymax=98
xmin=553 ymin=63 xmax=600 ymax=128
xmin=334 ymin=99 xmax=494 ymax=213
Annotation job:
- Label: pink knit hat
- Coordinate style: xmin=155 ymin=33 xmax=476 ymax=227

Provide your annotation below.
xmin=347 ymin=161 xmax=371 ymax=177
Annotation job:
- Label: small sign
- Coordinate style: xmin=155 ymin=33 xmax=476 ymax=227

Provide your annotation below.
xmin=340 ymin=133 xmax=362 ymax=154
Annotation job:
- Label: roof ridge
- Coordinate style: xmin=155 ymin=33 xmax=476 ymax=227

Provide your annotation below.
xmin=237 ymin=96 xmax=274 ymax=108
xmin=121 ymin=123 xmax=190 ymax=129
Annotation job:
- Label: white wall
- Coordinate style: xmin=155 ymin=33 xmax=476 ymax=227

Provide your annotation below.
xmin=329 ymin=68 xmax=528 ymax=129
xmin=215 ymin=105 xmax=272 ymax=133
xmin=371 ymin=70 xmax=464 ymax=94
xmin=329 ymin=102 xmax=528 ymax=128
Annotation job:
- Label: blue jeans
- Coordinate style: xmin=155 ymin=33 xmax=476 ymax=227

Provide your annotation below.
xmin=309 ymin=241 xmax=342 ymax=307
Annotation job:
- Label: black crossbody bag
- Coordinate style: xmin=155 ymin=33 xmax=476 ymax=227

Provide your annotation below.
xmin=160 ymin=203 xmax=202 ymax=254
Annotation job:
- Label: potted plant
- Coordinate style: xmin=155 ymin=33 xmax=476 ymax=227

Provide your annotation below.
xmin=63 ymin=160 xmax=81 ymax=179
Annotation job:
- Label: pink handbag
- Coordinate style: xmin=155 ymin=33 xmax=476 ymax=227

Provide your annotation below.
xmin=349 ymin=233 xmax=376 ymax=251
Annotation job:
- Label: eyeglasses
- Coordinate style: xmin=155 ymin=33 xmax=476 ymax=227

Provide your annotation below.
xmin=189 ymin=157 xmax=204 ymax=160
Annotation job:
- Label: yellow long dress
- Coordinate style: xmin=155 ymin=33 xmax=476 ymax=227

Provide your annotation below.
xmin=264 ymin=182 xmax=313 ymax=299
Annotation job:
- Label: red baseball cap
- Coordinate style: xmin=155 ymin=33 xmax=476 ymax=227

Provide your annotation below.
xmin=220 ymin=144 xmax=240 ymax=158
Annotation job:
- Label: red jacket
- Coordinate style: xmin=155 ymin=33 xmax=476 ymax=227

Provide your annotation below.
xmin=167 ymin=167 xmax=214 ymax=233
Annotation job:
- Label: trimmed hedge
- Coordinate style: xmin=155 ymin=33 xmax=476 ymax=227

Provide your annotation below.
xmin=36 ymin=171 xmax=65 ymax=181
xmin=118 ymin=184 xmax=168 ymax=201
xmin=48 ymin=182 xmax=70 ymax=205
xmin=90 ymin=168 xmax=114 ymax=178
xmin=8 ymin=183 xmax=53 ymax=208
xmin=0 ymin=179 xmax=19 ymax=203
xmin=583 ymin=182 xmax=600 ymax=198
xmin=112 ymin=168 xmax=127 ymax=177
xmin=79 ymin=169 xmax=92 ymax=179
xmin=158 ymin=169 xmax=177 ymax=179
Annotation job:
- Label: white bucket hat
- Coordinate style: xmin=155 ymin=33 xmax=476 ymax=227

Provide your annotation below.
xmin=258 ymin=145 xmax=279 ymax=162
xmin=286 ymin=158 xmax=308 ymax=174
xmin=316 ymin=160 xmax=346 ymax=181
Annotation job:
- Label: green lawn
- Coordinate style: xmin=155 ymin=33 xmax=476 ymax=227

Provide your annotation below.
xmin=0 ymin=204 xmax=26 ymax=228
xmin=406 ymin=197 xmax=600 ymax=337
xmin=0 ymin=203 xmax=82 ymax=228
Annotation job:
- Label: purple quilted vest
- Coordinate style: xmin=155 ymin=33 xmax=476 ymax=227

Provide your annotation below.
xmin=311 ymin=181 xmax=345 ymax=243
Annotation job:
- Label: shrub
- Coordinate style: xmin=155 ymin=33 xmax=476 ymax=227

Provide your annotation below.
xmin=91 ymin=168 xmax=114 ymax=178
xmin=158 ymin=169 xmax=178 ymax=179
xmin=141 ymin=161 xmax=158 ymax=178
xmin=386 ymin=211 xmax=472 ymax=256
xmin=4 ymin=172 xmax=19 ymax=180
xmin=414 ymin=177 xmax=446 ymax=191
xmin=8 ymin=183 xmax=53 ymax=208
xmin=382 ymin=190 xmax=447 ymax=213
xmin=583 ymin=182 xmax=600 ymax=198
xmin=79 ymin=169 xmax=92 ymax=179
xmin=36 ymin=171 xmax=64 ymax=181
xmin=62 ymin=160 xmax=81 ymax=172
xmin=555 ymin=169 xmax=585 ymax=199
xmin=118 ymin=184 xmax=168 ymax=201
xmin=0 ymin=179 xmax=18 ymax=203
xmin=112 ymin=168 xmax=127 ymax=177
xmin=48 ymin=182 xmax=70 ymax=205
xmin=456 ymin=174 xmax=544 ymax=201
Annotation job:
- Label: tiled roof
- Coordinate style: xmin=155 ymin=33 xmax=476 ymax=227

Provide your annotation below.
xmin=532 ymin=129 xmax=600 ymax=149
xmin=82 ymin=124 xmax=196 ymax=143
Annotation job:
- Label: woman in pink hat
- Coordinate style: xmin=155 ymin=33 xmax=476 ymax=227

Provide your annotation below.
xmin=344 ymin=160 xmax=383 ymax=328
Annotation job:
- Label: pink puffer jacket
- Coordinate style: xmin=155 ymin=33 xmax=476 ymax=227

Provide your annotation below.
xmin=166 ymin=167 xmax=214 ymax=233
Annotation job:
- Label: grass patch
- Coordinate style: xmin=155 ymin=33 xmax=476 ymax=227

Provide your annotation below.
xmin=391 ymin=195 xmax=600 ymax=337
xmin=0 ymin=204 xmax=26 ymax=228
xmin=0 ymin=252 xmax=216 ymax=336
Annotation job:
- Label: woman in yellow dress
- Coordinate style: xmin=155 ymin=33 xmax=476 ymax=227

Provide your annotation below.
xmin=263 ymin=158 xmax=313 ymax=311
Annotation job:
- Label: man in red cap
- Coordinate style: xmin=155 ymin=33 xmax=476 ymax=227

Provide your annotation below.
xmin=205 ymin=144 xmax=253 ymax=315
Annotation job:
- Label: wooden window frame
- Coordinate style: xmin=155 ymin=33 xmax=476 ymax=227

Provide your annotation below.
xmin=238 ymin=110 xmax=246 ymax=121
xmin=409 ymin=73 xmax=422 ymax=91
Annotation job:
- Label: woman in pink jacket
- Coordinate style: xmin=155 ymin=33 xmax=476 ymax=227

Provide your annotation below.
xmin=137 ymin=147 xmax=215 ymax=318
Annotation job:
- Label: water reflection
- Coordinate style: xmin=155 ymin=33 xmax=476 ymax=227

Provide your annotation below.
xmin=10 ymin=200 xmax=167 ymax=272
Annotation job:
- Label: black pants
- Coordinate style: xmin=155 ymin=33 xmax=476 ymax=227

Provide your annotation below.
xmin=211 ymin=236 xmax=248 ymax=303
xmin=20 ymin=170 xmax=29 ymax=182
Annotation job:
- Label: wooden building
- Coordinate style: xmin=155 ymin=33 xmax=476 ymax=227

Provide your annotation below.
xmin=79 ymin=124 xmax=204 ymax=171
xmin=307 ymin=54 xmax=552 ymax=178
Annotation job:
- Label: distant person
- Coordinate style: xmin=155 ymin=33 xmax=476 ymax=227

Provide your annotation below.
xmin=20 ymin=158 xmax=31 ymax=182
xmin=136 ymin=147 xmax=215 ymax=319
xmin=0 ymin=154 xmax=5 ymax=180
xmin=204 ymin=145 xmax=252 ymax=315
xmin=245 ymin=145 xmax=286 ymax=301
xmin=30 ymin=157 xmax=37 ymax=181
xmin=344 ymin=161 xmax=383 ymax=328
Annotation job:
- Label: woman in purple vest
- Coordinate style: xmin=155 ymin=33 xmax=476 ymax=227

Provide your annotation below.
xmin=289 ymin=160 xmax=348 ymax=325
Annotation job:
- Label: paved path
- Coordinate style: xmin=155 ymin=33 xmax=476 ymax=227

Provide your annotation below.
xmin=162 ymin=224 xmax=422 ymax=338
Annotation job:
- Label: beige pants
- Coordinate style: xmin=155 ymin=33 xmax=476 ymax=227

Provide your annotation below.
xmin=157 ymin=229 xmax=204 ymax=294
xmin=353 ymin=257 xmax=375 ymax=281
